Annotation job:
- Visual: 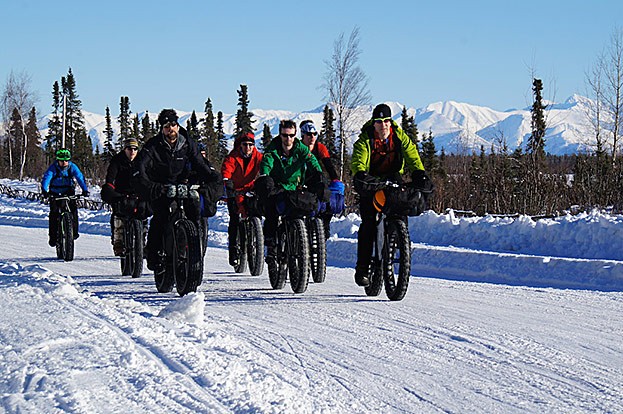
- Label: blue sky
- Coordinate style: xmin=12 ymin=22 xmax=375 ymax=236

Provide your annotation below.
xmin=2 ymin=0 xmax=622 ymax=117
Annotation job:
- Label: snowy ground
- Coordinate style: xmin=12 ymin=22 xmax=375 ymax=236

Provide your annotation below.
xmin=0 ymin=179 xmax=622 ymax=413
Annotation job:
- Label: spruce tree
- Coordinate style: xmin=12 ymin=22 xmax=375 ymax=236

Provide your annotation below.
xmin=400 ymin=106 xmax=419 ymax=145
xmin=187 ymin=110 xmax=200 ymax=141
xmin=117 ymin=96 xmax=131 ymax=149
xmin=8 ymin=108 xmax=23 ymax=177
xmin=216 ymin=111 xmax=228 ymax=165
xmin=24 ymin=107 xmax=44 ymax=178
xmin=527 ymin=78 xmax=547 ymax=160
xmin=235 ymin=84 xmax=255 ymax=135
xmin=260 ymin=123 xmax=272 ymax=152
xmin=421 ymin=129 xmax=440 ymax=175
xmin=321 ymin=104 xmax=338 ymax=161
xmin=45 ymin=81 xmax=63 ymax=162
xmin=201 ymin=98 xmax=218 ymax=162
xmin=103 ymin=106 xmax=115 ymax=159
xmin=56 ymin=68 xmax=91 ymax=169
xmin=131 ymin=114 xmax=141 ymax=141
xmin=141 ymin=111 xmax=155 ymax=143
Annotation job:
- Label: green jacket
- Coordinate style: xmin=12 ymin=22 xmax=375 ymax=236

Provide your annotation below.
xmin=351 ymin=119 xmax=424 ymax=178
xmin=259 ymin=136 xmax=323 ymax=191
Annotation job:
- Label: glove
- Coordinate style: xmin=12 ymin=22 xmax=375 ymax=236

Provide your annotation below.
xmin=254 ymin=175 xmax=275 ymax=202
xmin=150 ymin=183 xmax=165 ymax=200
xmin=328 ymin=180 xmax=345 ymax=195
xmin=224 ymin=179 xmax=235 ymax=198
xmin=411 ymin=170 xmax=433 ymax=192
xmin=82 ymin=190 xmax=90 ymax=198
xmin=42 ymin=190 xmax=49 ymax=197
xmin=353 ymin=171 xmax=382 ymax=196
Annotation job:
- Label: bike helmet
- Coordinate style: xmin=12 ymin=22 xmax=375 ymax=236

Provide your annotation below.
xmin=56 ymin=148 xmax=71 ymax=161
xmin=373 ymin=189 xmax=386 ymax=213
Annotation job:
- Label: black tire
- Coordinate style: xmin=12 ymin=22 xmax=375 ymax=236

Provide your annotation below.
xmin=308 ymin=218 xmax=326 ymax=283
xmin=58 ymin=213 xmax=74 ymax=262
xmin=268 ymin=223 xmax=287 ymax=290
xmin=126 ymin=219 xmax=144 ymax=278
xmin=233 ymin=220 xmax=247 ymax=273
xmin=383 ymin=218 xmax=411 ymax=301
xmin=155 ymin=234 xmax=174 ymax=293
xmin=246 ymin=217 xmax=264 ymax=276
xmin=199 ymin=217 xmax=209 ymax=258
xmin=173 ymin=219 xmax=203 ymax=296
xmin=287 ymin=219 xmax=310 ymax=294
xmin=364 ymin=259 xmax=384 ymax=297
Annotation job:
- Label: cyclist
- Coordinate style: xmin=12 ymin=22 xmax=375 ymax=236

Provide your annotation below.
xmin=134 ymin=108 xmax=222 ymax=271
xmin=299 ymin=119 xmax=344 ymax=239
xmin=221 ymin=131 xmax=263 ymax=266
xmin=101 ymin=138 xmax=150 ymax=256
xmin=41 ymin=148 xmax=89 ymax=247
xmin=255 ymin=119 xmax=328 ymax=265
xmin=351 ymin=103 xmax=432 ymax=287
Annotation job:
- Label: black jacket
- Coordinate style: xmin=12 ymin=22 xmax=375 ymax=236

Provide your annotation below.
xmin=101 ymin=151 xmax=138 ymax=203
xmin=134 ymin=129 xmax=221 ymax=200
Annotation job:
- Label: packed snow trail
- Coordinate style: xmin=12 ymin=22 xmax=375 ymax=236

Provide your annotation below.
xmin=1 ymin=223 xmax=622 ymax=413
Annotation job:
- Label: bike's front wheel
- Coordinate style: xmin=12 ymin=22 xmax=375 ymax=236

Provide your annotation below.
xmin=308 ymin=217 xmax=326 ymax=283
xmin=383 ymin=219 xmax=411 ymax=301
xmin=121 ymin=219 xmax=143 ymax=278
xmin=173 ymin=219 xmax=203 ymax=296
xmin=246 ymin=217 xmax=264 ymax=276
xmin=57 ymin=212 xmax=74 ymax=262
xmin=287 ymin=218 xmax=310 ymax=294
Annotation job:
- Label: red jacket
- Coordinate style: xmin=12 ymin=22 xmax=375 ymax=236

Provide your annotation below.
xmin=221 ymin=139 xmax=263 ymax=192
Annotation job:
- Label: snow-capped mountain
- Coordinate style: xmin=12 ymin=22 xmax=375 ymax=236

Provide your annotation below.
xmin=37 ymin=95 xmax=597 ymax=155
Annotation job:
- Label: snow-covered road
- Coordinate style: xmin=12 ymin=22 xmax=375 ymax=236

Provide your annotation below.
xmin=1 ymin=221 xmax=621 ymax=413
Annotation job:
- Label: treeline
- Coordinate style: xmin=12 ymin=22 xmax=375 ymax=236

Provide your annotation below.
xmin=1 ymin=69 xmax=622 ymax=215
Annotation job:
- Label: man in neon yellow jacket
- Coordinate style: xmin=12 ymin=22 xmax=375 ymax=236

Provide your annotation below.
xmin=351 ymin=103 xmax=432 ymax=287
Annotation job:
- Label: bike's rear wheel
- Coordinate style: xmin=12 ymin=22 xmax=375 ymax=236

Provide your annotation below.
xmin=233 ymin=221 xmax=247 ymax=273
xmin=268 ymin=224 xmax=287 ymax=290
xmin=383 ymin=219 xmax=411 ymax=301
xmin=288 ymin=219 xmax=310 ymax=294
xmin=246 ymin=217 xmax=264 ymax=276
xmin=57 ymin=213 xmax=74 ymax=262
xmin=173 ymin=219 xmax=202 ymax=296
xmin=199 ymin=217 xmax=209 ymax=258
xmin=308 ymin=217 xmax=326 ymax=283
xmin=121 ymin=219 xmax=143 ymax=278
xmin=364 ymin=259 xmax=383 ymax=296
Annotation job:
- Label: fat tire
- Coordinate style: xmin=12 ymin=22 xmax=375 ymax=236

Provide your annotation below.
xmin=364 ymin=259 xmax=383 ymax=296
xmin=174 ymin=219 xmax=202 ymax=296
xmin=288 ymin=219 xmax=310 ymax=294
xmin=127 ymin=219 xmax=143 ymax=278
xmin=59 ymin=213 xmax=74 ymax=262
xmin=383 ymin=218 xmax=411 ymax=301
xmin=268 ymin=223 xmax=287 ymax=290
xmin=155 ymin=232 xmax=174 ymax=293
xmin=308 ymin=218 xmax=326 ymax=283
xmin=233 ymin=221 xmax=247 ymax=273
xmin=247 ymin=217 xmax=264 ymax=276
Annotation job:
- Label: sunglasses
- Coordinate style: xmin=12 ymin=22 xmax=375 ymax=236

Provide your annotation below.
xmin=241 ymin=142 xmax=255 ymax=147
xmin=280 ymin=133 xmax=296 ymax=138
xmin=374 ymin=117 xmax=392 ymax=124
xmin=304 ymin=132 xmax=318 ymax=137
xmin=163 ymin=122 xmax=178 ymax=128
xmin=125 ymin=147 xmax=138 ymax=151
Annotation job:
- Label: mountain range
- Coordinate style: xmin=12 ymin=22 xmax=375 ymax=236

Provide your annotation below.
xmin=37 ymin=95 xmax=597 ymax=156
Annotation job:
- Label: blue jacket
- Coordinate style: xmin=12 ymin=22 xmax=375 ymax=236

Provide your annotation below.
xmin=41 ymin=162 xmax=88 ymax=195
